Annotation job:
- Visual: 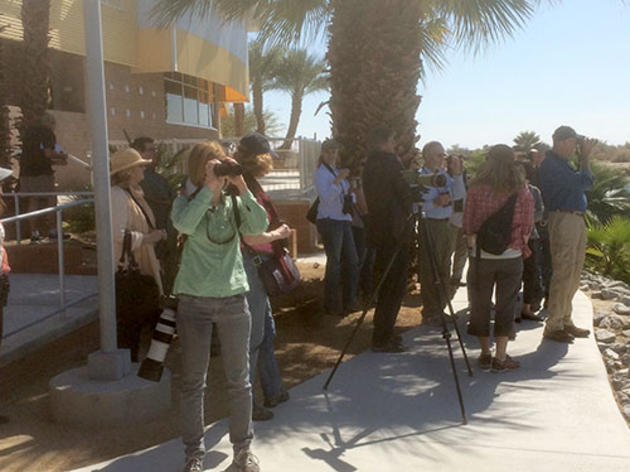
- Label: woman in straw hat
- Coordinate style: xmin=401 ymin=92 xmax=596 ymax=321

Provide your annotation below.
xmin=110 ymin=148 xmax=165 ymax=360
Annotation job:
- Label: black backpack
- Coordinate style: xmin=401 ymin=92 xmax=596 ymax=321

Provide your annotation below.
xmin=476 ymin=193 xmax=518 ymax=256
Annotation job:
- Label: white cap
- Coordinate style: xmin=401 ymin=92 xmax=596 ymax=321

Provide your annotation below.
xmin=0 ymin=167 xmax=13 ymax=182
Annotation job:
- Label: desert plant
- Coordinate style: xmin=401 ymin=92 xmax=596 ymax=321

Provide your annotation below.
xmin=248 ymin=38 xmax=284 ymax=135
xmin=586 ymin=161 xmax=630 ymax=225
xmin=222 ymin=106 xmax=284 ymax=139
xmin=586 ymin=216 xmax=630 ymax=283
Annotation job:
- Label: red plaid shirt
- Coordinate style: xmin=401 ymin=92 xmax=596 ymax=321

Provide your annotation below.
xmin=463 ymin=185 xmax=534 ymax=258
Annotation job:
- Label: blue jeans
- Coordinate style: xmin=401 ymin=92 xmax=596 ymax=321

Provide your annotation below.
xmin=177 ymin=294 xmax=253 ymax=461
xmin=243 ymin=252 xmax=284 ymax=401
xmin=317 ymin=218 xmax=359 ymax=314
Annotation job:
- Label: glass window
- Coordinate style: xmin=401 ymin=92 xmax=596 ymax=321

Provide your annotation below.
xmin=165 ymin=80 xmax=183 ymax=123
xmin=198 ymin=91 xmax=209 ymax=127
xmin=183 ymin=86 xmax=198 ymax=124
xmin=163 ymin=73 xmax=216 ymax=128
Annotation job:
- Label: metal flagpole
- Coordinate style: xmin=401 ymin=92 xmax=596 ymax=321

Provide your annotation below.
xmin=83 ymin=0 xmax=122 ymax=374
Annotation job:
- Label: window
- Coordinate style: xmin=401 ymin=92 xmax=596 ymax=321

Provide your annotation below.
xmin=110 ymin=107 xmax=116 ymax=116
xmin=138 ymin=86 xmax=144 ymax=96
xmin=164 ymin=73 xmax=215 ymax=129
xmin=140 ymin=111 xmax=146 ymax=120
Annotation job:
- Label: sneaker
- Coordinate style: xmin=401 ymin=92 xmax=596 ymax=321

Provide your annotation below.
xmin=491 ymin=355 xmax=520 ymax=373
xmin=183 ymin=457 xmax=204 ymax=472
xmin=264 ymin=389 xmax=289 ymax=408
xmin=522 ymin=312 xmax=544 ymax=322
xmin=478 ymin=352 xmax=492 ymax=371
xmin=544 ymin=329 xmax=574 ymax=343
xmin=30 ymin=230 xmax=41 ymax=244
xmin=230 ymin=449 xmax=260 ymax=472
xmin=564 ymin=325 xmax=590 ymax=338
xmin=252 ymin=403 xmax=274 ymax=421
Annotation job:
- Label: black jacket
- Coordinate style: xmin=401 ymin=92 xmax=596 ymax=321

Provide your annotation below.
xmin=362 ymin=150 xmax=412 ymax=248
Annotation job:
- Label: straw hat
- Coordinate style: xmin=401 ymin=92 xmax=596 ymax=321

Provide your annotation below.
xmin=110 ymin=148 xmax=152 ymax=176
xmin=0 ymin=167 xmax=13 ymax=182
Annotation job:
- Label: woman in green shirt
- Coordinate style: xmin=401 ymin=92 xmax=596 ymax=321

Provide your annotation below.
xmin=171 ymin=141 xmax=268 ymax=472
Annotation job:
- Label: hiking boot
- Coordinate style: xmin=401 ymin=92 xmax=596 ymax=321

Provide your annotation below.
xmin=544 ymin=329 xmax=574 ymax=343
xmin=564 ymin=325 xmax=590 ymax=338
xmin=230 ymin=449 xmax=260 ymax=472
xmin=478 ymin=352 xmax=492 ymax=371
xmin=183 ymin=457 xmax=204 ymax=472
xmin=372 ymin=339 xmax=406 ymax=353
xmin=252 ymin=403 xmax=274 ymax=421
xmin=491 ymin=355 xmax=520 ymax=373
xmin=264 ymin=389 xmax=290 ymax=408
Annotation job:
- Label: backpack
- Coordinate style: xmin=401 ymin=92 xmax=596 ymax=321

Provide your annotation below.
xmin=476 ymin=193 xmax=518 ymax=256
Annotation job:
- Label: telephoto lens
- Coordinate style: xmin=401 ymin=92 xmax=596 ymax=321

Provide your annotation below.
xmin=137 ymin=296 xmax=177 ymax=382
xmin=214 ymin=160 xmax=243 ymax=177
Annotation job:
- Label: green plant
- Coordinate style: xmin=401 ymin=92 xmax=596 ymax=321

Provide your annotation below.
xmin=63 ymin=185 xmax=95 ymax=234
xmin=585 ymin=161 xmax=630 ymax=225
xmin=222 ymin=106 xmax=284 ymax=138
xmin=513 ymin=130 xmax=541 ymax=153
xmin=586 ymin=216 xmax=630 ymax=283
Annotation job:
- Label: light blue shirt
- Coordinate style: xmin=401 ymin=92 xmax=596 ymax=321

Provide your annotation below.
xmin=419 ymin=167 xmax=454 ymax=220
xmin=314 ymin=164 xmax=352 ymax=222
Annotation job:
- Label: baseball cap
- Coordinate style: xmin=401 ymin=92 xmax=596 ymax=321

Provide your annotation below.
xmin=239 ymin=132 xmax=278 ymax=158
xmin=553 ymin=125 xmax=584 ymax=141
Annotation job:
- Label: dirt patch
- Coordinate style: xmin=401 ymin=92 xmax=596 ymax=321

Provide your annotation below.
xmin=0 ymin=262 xmax=424 ymax=472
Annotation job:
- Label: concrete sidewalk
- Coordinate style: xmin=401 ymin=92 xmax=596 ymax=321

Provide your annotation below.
xmin=0 ymin=274 xmax=98 ymax=365
xmin=71 ymin=289 xmax=630 ymax=472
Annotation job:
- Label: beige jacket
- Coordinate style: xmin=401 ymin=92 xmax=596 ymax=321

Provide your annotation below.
xmin=111 ymin=185 xmax=163 ymax=296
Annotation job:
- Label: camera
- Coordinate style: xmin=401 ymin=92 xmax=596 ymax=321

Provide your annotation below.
xmin=214 ymin=160 xmax=243 ymax=177
xmin=342 ymin=194 xmax=354 ymax=215
xmin=401 ymin=170 xmax=447 ymax=202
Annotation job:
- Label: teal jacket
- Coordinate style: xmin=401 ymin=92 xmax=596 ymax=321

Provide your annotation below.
xmin=171 ymin=186 xmax=268 ymax=298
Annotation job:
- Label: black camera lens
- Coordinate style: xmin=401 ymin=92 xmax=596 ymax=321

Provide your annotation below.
xmin=214 ymin=161 xmax=243 ymax=177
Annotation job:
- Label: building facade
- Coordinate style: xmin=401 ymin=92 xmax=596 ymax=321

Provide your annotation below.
xmin=0 ymin=0 xmax=249 ymax=189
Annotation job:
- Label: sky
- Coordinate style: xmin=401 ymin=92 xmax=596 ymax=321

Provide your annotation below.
xmin=260 ymin=0 xmax=630 ymax=150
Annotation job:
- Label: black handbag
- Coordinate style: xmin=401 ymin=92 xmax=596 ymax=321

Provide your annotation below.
xmin=115 ymin=230 xmax=161 ymax=359
xmin=306 ymin=197 xmax=319 ymax=224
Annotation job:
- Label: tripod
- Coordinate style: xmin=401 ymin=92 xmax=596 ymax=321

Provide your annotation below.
xmin=323 ymin=212 xmax=472 ymax=424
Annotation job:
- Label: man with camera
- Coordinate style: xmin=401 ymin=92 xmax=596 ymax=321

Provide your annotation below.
xmin=539 ymin=126 xmax=596 ymax=343
xmin=363 ymin=125 xmax=413 ymax=352
xmin=417 ymin=141 xmax=463 ymax=325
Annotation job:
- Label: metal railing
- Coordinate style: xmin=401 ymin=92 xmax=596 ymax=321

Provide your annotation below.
xmin=1 ymin=196 xmax=95 ymax=320
xmin=6 ymin=192 xmax=95 ymax=244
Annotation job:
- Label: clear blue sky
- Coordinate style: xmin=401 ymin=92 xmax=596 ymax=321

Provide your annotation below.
xmin=261 ymin=0 xmax=630 ymax=149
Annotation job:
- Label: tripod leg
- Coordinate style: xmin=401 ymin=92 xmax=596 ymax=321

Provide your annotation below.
xmin=420 ymin=218 xmax=468 ymax=423
xmin=422 ymin=221 xmax=473 ymax=376
xmin=323 ymin=242 xmax=403 ymax=391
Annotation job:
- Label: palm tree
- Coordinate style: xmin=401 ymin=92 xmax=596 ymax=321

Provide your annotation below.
xmin=233 ymin=102 xmax=245 ymax=137
xmin=274 ymin=49 xmax=327 ymax=149
xmin=19 ymin=0 xmax=51 ymax=132
xmin=586 ymin=216 xmax=630 ymax=282
xmin=248 ymin=38 xmax=283 ymax=135
xmin=222 ymin=105 xmax=284 ymax=138
xmin=0 ymin=24 xmax=12 ymax=168
xmin=586 ymin=161 xmax=630 ymax=225
xmin=513 ymin=130 xmax=541 ymax=153
xmin=153 ymin=0 xmax=542 ymax=167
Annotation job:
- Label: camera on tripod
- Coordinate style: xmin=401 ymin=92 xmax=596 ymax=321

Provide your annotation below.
xmin=401 ymin=170 xmax=447 ymax=202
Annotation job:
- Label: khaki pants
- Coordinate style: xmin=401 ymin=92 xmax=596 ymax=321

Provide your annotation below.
xmin=544 ymin=212 xmax=587 ymax=333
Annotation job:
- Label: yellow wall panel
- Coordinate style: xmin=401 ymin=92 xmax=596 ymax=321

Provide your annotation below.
xmin=175 ymin=28 xmax=248 ymax=100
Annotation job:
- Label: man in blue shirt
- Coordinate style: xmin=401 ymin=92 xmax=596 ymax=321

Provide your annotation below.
xmin=418 ymin=141 xmax=463 ymax=324
xmin=539 ymin=126 xmax=597 ymax=343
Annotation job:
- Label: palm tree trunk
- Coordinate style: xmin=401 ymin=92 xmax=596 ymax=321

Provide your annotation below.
xmin=0 ymin=25 xmax=12 ymax=168
xmin=328 ymin=0 xmax=423 ymax=168
xmin=252 ymin=81 xmax=265 ymax=135
xmin=20 ymin=0 xmax=51 ymax=133
xmin=280 ymin=92 xmax=302 ymax=150
xmin=234 ymin=102 xmax=245 ymax=137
